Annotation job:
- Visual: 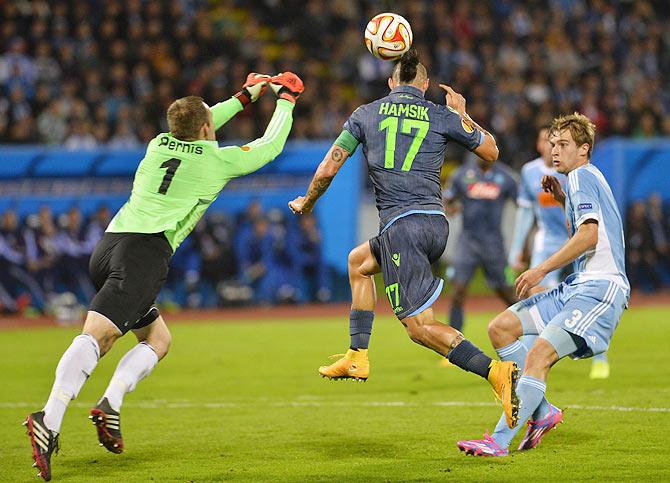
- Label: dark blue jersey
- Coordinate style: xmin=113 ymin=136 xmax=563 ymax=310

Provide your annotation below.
xmin=445 ymin=159 xmax=517 ymax=240
xmin=343 ymin=85 xmax=484 ymax=231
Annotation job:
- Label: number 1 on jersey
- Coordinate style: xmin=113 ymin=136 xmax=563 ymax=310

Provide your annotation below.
xmin=378 ymin=117 xmax=429 ymax=171
xmin=379 ymin=116 xmax=398 ymax=169
xmin=158 ymin=158 xmax=181 ymax=195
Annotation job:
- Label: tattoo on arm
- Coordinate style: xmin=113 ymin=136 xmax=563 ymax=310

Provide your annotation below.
xmin=302 ymin=146 xmax=348 ymax=209
xmin=305 ymin=176 xmax=334 ymax=204
xmin=331 ymin=147 xmax=344 ymax=163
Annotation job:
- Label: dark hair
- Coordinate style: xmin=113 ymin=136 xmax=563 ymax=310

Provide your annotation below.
xmin=395 ymin=48 xmax=420 ymax=83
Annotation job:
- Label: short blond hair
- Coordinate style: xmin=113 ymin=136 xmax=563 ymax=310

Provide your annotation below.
xmin=551 ymin=112 xmax=596 ymax=158
xmin=167 ymin=96 xmax=209 ymax=140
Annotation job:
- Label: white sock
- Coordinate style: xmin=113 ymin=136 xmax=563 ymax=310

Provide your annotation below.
xmin=102 ymin=342 xmax=159 ymax=412
xmin=43 ymin=334 xmax=100 ymax=433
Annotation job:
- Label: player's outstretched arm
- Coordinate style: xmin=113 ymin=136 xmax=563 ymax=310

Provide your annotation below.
xmin=217 ymin=73 xmax=304 ymax=178
xmin=288 ymin=144 xmax=351 ymax=215
xmin=439 ymin=84 xmax=499 ymax=162
xmin=515 ymin=221 xmax=598 ymax=298
xmin=220 ymin=72 xmax=305 ymax=178
xmin=218 ymin=99 xmax=295 ymax=178
xmin=210 ymin=73 xmax=272 ymax=130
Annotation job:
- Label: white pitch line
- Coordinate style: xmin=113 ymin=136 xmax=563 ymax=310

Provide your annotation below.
xmin=1 ymin=400 xmax=669 ymax=413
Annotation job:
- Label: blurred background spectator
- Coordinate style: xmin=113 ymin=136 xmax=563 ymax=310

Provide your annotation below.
xmin=0 ymin=200 xmax=331 ymax=314
xmin=626 ymin=194 xmax=670 ymax=292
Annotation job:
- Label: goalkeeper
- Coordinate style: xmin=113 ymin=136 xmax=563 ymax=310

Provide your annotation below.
xmin=24 ymin=72 xmax=304 ymax=481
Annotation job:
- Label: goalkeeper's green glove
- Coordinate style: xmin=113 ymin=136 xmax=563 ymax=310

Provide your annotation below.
xmin=234 ymin=73 xmax=271 ymax=107
xmin=269 ymin=72 xmax=304 ymax=104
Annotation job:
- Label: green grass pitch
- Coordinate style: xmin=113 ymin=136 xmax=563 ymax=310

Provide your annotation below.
xmin=1 ymin=306 xmax=669 ymax=481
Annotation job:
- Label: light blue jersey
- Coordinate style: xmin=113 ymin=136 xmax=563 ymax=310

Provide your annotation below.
xmin=565 ymin=164 xmax=630 ymax=299
xmin=509 ymin=162 xmax=629 ymax=358
xmin=519 ymin=158 xmax=568 ymax=257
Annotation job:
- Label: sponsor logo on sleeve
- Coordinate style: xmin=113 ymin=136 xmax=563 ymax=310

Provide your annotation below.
xmin=578 ymin=203 xmax=593 ymax=210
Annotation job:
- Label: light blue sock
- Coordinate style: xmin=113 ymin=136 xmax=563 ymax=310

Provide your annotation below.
xmin=519 ymin=334 xmax=537 ymax=350
xmin=592 ymin=352 xmax=608 ymax=363
xmin=493 ymin=340 xmax=551 ymax=430
xmin=495 ymin=340 xmax=527 ymax=368
xmin=491 ymin=375 xmax=546 ymax=448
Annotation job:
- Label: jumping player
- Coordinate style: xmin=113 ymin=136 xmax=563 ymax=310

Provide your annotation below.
xmin=509 ymin=126 xmax=610 ymax=379
xmin=457 ymin=113 xmax=629 ymax=456
xmin=443 ymin=156 xmax=518 ymax=333
xmin=24 ymin=72 xmax=304 ymax=481
xmin=288 ymin=49 xmax=519 ymax=428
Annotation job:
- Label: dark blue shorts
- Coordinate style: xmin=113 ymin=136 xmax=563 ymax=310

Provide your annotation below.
xmin=451 ymin=233 xmax=508 ymax=289
xmin=369 ymin=214 xmax=448 ymax=319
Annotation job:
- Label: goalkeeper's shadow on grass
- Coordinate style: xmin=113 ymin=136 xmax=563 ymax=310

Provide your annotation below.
xmin=58 ymin=451 xmax=167 ymax=479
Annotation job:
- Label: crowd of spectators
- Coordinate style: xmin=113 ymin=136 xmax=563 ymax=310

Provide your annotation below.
xmin=0 ymin=0 xmax=668 ymax=312
xmin=0 ymin=202 xmax=331 ymax=316
xmin=1 ymin=190 xmax=667 ymax=317
xmin=626 ymin=193 xmax=670 ymax=292
xmin=1 ymin=0 xmax=669 ymax=167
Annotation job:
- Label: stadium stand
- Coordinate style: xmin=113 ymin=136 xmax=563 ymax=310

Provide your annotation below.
xmin=1 ymin=0 xmax=669 ymax=167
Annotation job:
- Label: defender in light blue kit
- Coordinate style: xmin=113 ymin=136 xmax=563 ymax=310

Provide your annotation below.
xmin=457 ymin=113 xmax=629 ymax=457
xmin=510 ymin=126 xmax=611 ymax=379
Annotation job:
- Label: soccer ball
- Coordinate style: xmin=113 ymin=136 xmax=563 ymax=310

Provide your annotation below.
xmin=364 ymin=12 xmax=413 ymax=61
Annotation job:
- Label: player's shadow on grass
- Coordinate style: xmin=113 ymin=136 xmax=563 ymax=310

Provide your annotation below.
xmin=297 ymin=433 xmax=400 ymax=459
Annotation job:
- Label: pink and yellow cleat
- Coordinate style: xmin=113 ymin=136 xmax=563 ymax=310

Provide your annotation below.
xmin=456 ymin=432 xmax=509 ymax=457
xmin=518 ymin=403 xmax=563 ymax=450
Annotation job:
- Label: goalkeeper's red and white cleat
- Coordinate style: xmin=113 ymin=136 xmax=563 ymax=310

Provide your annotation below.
xmin=270 ymin=72 xmax=304 ymax=103
xmin=24 ymin=411 xmax=59 ymax=481
xmin=90 ymin=397 xmax=124 ymax=454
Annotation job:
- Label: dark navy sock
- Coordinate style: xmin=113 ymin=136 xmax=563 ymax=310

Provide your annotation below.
xmin=349 ymin=310 xmax=374 ymax=350
xmin=447 ymin=339 xmax=492 ymax=379
xmin=449 ymin=304 xmax=464 ymax=332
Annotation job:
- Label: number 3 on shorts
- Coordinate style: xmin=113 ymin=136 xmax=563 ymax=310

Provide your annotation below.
xmin=564 ymin=309 xmax=583 ymax=328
